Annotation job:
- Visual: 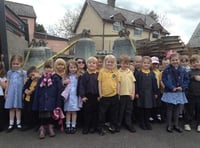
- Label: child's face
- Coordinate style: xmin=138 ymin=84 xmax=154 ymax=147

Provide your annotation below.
xmin=180 ymin=59 xmax=189 ymax=67
xmin=87 ymin=60 xmax=97 ymax=71
xmin=120 ymin=61 xmax=130 ymax=70
xmin=69 ymin=64 xmax=78 ymax=74
xmin=44 ymin=67 xmax=53 ymax=74
xmin=97 ymin=59 xmax=103 ymax=69
xmin=56 ymin=63 xmax=65 ymax=72
xmin=105 ymin=58 xmax=115 ymax=70
xmin=134 ymin=59 xmax=142 ymax=69
xmin=170 ymin=56 xmax=180 ymax=67
xmin=152 ymin=63 xmax=159 ymax=69
xmin=30 ymin=71 xmax=40 ymax=80
xmin=142 ymin=59 xmax=151 ymax=70
xmin=191 ymin=60 xmax=200 ymax=69
xmin=162 ymin=60 xmax=170 ymax=69
xmin=11 ymin=59 xmax=22 ymax=70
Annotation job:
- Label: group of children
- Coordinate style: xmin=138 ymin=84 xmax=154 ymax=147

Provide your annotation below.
xmin=0 ymin=52 xmax=200 ymax=139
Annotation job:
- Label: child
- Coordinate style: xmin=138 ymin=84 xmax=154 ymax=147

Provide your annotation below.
xmin=5 ymin=55 xmax=27 ymax=132
xmin=151 ymin=56 xmax=162 ymax=122
xmin=133 ymin=55 xmax=142 ymax=74
xmin=0 ymin=62 xmax=7 ymax=131
xmin=95 ymin=55 xmax=104 ymax=71
xmin=32 ymin=59 xmax=62 ymax=139
xmin=184 ymin=54 xmax=200 ymax=132
xmin=22 ymin=66 xmax=40 ymax=131
xmin=98 ymin=54 xmax=120 ymax=135
xmin=79 ymin=56 xmax=99 ymax=134
xmin=161 ymin=53 xmax=189 ymax=133
xmin=62 ymin=59 xmax=81 ymax=134
xmin=118 ymin=55 xmax=136 ymax=133
xmin=135 ymin=56 xmax=158 ymax=130
xmin=54 ymin=58 xmax=66 ymax=79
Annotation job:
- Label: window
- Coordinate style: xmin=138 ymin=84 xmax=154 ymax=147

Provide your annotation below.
xmin=113 ymin=21 xmax=122 ymax=31
xmin=152 ymin=30 xmax=159 ymax=38
xmin=134 ymin=27 xmax=143 ymax=36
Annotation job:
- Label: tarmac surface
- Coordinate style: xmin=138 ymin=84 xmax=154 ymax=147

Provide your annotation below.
xmin=0 ymin=122 xmax=200 ymax=148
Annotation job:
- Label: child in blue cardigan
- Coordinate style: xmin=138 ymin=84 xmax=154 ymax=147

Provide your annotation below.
xmin=161 ymin=53 xmax=189 ymax=133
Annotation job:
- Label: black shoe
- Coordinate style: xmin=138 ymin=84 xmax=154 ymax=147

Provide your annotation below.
xmin=127 ymin=125 xmax=136 ymax=133
xmin=139 ymin=123 xmax=147 ymax=130
xmin=145 ymin=123 xmax=152 ymax=130
xmin=82 ymin=128 xmax=89 ymax=134
xmin=174 ymin=126 xmax=183 ymax=133
xmin=89 ymin=128 xmax=96 ymax=133
xmin=98 ymin=128 xmax=106 ymax=136
xmin=70 ymin=127 xmax=77 ymax=134
xmin=108 ymin=126 xmax=116 ymax=133
xmin=166 ymin=126 xmax=173 ymax=133
xmin=6 ymin=125 xmax=14 ymax=133
xmin=65 ymin=127 xmax=71 ymax=134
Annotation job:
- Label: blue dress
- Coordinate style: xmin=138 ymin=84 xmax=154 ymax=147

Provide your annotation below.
xmin=5 ymin=69 xmax=27 ymax=109
xmin=161 ymin=65 xmax=189 ymax=105
xmin=64 ymin=74 xmax=80 ymax=111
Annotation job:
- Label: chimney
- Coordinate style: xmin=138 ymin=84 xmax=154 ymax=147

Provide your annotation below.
xmin=107 ymin=0 xmax=115 ymax=7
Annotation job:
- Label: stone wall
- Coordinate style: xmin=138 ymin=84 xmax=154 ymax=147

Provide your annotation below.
xmin=7 ymin=30 xmax=28 ymax=61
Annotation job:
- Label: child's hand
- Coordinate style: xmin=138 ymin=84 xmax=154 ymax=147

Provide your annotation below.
xmin=65 ymin=78 xmax=70 ymax=85
xmin=130 ymin=94 xmax=135 ymax=100
xmin=194 ymin=75 xmax=200 ymax=81
xmin=25 ymin=89 xmax=31 ymax=95
xmin=172 ymin=88 xmax=177 ymax=92
xmin=176 ymin=87 xmax=182 ymax=92
xmin=155 ymin=94 xmax=158 ymax=99
xmin=82 ymin=97 xmax=88 ymax=103
xmin=135 ymin=94 xmax=139 ymax=99
xmin=97 ymin=96 xmax=101 ymax=101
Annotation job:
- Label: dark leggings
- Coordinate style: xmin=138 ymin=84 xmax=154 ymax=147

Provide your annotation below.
xmin=166 ymin=103 xmax=180 ymax=127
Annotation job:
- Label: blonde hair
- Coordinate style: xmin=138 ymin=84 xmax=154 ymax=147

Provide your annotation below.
xmin=10 ymin=55 xmax=23 ymax=68
xmin=87 ymin=56 xmax=98 ymax=64
xmin=190 ymin=54 xmax=200 ymax=64
xmin=142 ymin=56 xmax=152 ymax=62
xmin=54 ymin=58 xmax=66 ymax=71
xmin=119 ymin=54 xmax=131 ymax=63
xmin=103 ymin=54 xmax=117 ymax=70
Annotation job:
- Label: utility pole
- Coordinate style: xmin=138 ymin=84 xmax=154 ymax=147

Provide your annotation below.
xmin=0 ymin=0 xmax=9 ymax=71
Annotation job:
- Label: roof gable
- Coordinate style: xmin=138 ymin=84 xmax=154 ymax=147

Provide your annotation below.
xmin=110 ymin=13 xmax=126 ymax=22
xmin=5 ymin=1 xmax=36 ymax=18
xmin=188 ymin=22 xmax=200 ymax=48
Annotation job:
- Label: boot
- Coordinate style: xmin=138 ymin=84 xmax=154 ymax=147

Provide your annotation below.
xmin=39 ymin=126 xmax=45 ymax=139
xmin=48 ymin=124 xmax=55 ymax=137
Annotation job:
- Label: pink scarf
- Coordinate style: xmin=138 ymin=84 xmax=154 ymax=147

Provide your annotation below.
xmin=40 ymin=72 xmax=55 ymax=87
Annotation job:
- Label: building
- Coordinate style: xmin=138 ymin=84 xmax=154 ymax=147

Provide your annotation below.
xmin=74 ymin=0 xmax=169 ymax=50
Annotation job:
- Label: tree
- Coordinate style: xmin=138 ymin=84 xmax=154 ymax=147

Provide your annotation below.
xmin=47 ymin=8 xmax=80 ymax=38
xmin=35 ymin=23 xmax=46 ymax=33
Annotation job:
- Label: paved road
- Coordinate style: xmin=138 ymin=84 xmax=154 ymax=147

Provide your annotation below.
xmin=0 ymin=123 xmax=199 ymax=148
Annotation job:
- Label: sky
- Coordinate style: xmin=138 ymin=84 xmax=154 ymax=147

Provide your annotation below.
xmin=7 ymin=0 xmax=200 ymax=43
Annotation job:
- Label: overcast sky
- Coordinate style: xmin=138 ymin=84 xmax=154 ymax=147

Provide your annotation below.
xmin=7 ymin=0 xmax=200 ymax=43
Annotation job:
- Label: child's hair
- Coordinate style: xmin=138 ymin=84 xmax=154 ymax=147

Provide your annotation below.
xmin=142 ymin=56 xmax=152 ymax=62
xmin=43 ymin=59 xmax=54 ymax=69
xmin=27 ymin=66 xmax=38 ymax=76
xmin=119 ymin=54 xmax=131 ymax=64
xmin=169 ymin=53 xmax=180 ymax=60
xmin=10 ymin=55 xmax=23 ymax=68
xmin=66 ymin=59 xmax=80 ymax=77
xmin=87 ymin=56 xmax=98 ymax=64
xmin=103 ymin=54 xmax=117 ymax=70
xmin=54 ymin=58 xmax=66 ymax=71
xmin=180 ymin=55 xmax=189 ymax=62
xmin=190 ymin=54 xmax=200 ymax=64
xmin=0 ymin=62 xmax=6 ymax=77
xmin=95 ymin=55 xmax=104 ymax=61
xmin=134 ymin=55 xmax=142 ymax=62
